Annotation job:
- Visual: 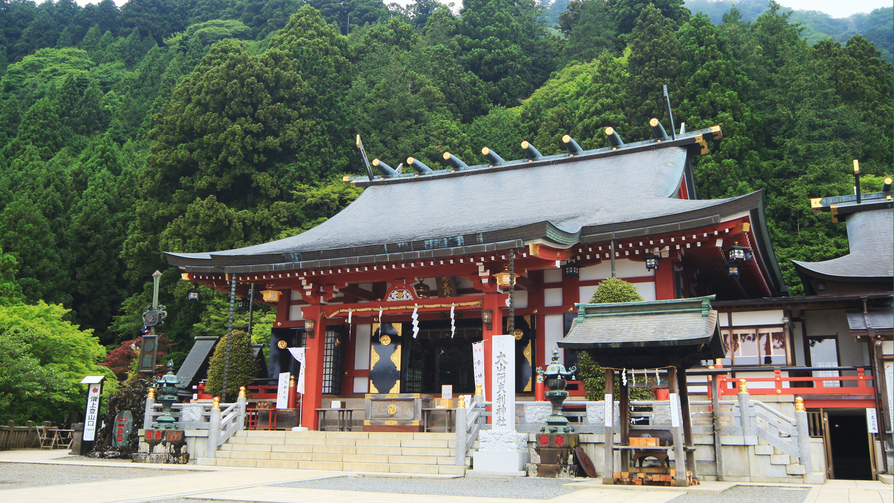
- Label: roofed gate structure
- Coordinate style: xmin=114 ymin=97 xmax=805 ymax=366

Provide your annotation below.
xmin=166 ymin=122 xmax=786 ymax=432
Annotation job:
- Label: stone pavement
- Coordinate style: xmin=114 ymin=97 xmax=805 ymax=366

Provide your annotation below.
xmin=0 ymin=449 xmax=890 ymax=503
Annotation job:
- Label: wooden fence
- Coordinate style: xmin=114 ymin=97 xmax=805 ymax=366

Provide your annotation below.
xmin=0 ymin=421 xmax=44 ymax=450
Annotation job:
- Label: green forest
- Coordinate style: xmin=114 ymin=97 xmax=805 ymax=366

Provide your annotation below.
xmin=0 ymin=0 xmax=891 ymax=423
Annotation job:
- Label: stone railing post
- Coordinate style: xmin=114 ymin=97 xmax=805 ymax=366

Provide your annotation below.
xmin=737 ymin=379 xmax=755 ymax=440
xmin=207 ymin=397 xmax=221 ymax=459
xmin=794 ymin=397 xmax=813 ymax=477
xmin=455 ymin=405 xmax=468 ymax=466
xmin=144 ymin=388 xmax=156 ymax=430
xmin=237 ymin=388 xmax=247 ymax=432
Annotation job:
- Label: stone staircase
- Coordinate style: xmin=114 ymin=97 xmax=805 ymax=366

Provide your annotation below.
xmin=199 ymin=430 xmax=469 ymax=475
xmin=753 ymin=443 xmax=807 ymax=477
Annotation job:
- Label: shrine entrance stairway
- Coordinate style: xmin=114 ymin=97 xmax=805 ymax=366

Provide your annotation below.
xmin=200 ymin=430 xmax=469 ymax=475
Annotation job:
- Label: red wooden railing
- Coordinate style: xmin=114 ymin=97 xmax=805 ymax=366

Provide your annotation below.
xmin=713 ymin=368 xmax=874 ymax=397
xmin=194 ymin=382 xmax=301 ymax=405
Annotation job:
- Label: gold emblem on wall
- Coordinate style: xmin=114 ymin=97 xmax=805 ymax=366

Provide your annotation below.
xmin=524 ymin=340 xmax=532 ymax=391
xmin=370 ymin=348 xmax=380 ymax=370
xmin=380 ymin=335 xmax=392 ymax=346
xmin=277 ymin=340 xmax=288 ymax=349
xmin=387 ymin=404 xmax=397 ymax=415
xmin=514 ymin=328 xmax=524 ymax=340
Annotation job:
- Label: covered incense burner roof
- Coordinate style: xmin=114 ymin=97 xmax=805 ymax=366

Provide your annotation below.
xmin=558 ymin=296 xmax=724 ymax=368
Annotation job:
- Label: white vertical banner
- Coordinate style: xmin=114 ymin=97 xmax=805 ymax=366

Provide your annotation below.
xmin=83 ymin=383 xmax=102 ymax=441
xmin=491 ymin=335 xmax=515 ymax=431
xmin=604 ymin=393 xmax=613 ymax=428
xmin=472 ymin=341 xmax=485 ymax=400
xmin=276 ymin=372 xmax=290 ymax=409
xmin=867 ymin=408 xmax=879 ymax=434
xmin=288 ymin=347 xmax=306 ymax=394
xmin=886 ymin=361 xmax=893 ymax=433
xmin=670 ymin=392 xmax=681 ymax=428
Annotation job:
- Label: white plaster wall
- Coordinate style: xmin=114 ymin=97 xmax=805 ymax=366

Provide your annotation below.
xmin=510 ymin=290 xmax=528 ymax=309
xmin=353 ymin=376 xmax=368 ymax=394
xmin=719 ymin=310 xmax=784 ymax=327
xmin=544 ymin=288 xmax=563 ymax=307
xmin=354 ymin=324 xmax=371 ymax=370
xmin=544 ymin=314 xmax=565 ymax=364
xmin=884 ymin=341 xmax=893 ymax=357
xmin=288 ymin=305 xmax=303 ymax=321
xmin=580 ymin=262 xmax=610 ymax=281
xmin=543 ymin=268 xmax=562 ymax=283
xmin=634 ymin=282 xmax=656 ymax=301
xmin=579 ymin=285 xmax=596 ymax=304
xmin=580 ymin=258 xmax=653 ymax=280
xmin=290 ymin=290 xmax=302 ymax=301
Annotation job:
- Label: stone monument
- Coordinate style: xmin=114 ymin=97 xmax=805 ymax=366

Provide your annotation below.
xmin=472 ymin=335 xmax=529 ymax=475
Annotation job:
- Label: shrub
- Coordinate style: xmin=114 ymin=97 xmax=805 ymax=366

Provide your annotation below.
xmin=205 ymin=329 xmax=257 ymax=399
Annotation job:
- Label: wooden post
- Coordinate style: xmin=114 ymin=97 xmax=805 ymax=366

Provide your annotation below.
xmin=603 ymin=368 xmax=615 ymax=484
xmin=620 ymin=378 xmax=630 ymax=472
xmin=711 ymin=371 xmax=724 ymax=481
xmin=677 ymin=365 xmax=696 ymax=481
xmin=667 ymin=366 xmax=688 ymax=486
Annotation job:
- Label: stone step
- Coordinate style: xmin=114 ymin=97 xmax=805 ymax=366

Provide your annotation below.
xmin=210 ymin=430 xmax=469 ymax=474
xmin=786 ymin=464 xmax=806 ymax=475
xmin=754 ymin=445 xmax=774 ymax=456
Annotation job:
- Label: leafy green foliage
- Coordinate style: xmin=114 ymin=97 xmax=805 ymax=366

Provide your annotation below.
xmin=0 ymin=302 xmax=113 ymax=423
xmin=589 ymin=277 xmax=644 ymax=304
xmin=205 ymin=329 xmax=258 ymax=398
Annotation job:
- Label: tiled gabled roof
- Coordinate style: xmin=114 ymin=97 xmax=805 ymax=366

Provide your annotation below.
xmin=165 ymin=126 xmax=770 ymax=277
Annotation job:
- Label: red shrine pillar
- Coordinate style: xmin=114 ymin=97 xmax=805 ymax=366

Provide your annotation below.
xmin=655 ymin=254 xmax=676 ymax=300
xmin=482 ymin=293 xmax=504 ymax=402
xmin=301 ymin=307 xmax=325 ymax=430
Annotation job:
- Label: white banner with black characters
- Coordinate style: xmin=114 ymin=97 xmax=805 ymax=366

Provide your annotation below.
xmin=83 ymin=383 xmax=102 ymax=441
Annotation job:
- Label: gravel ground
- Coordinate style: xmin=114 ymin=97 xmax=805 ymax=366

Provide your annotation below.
xmin=668 ymin=485 xmax=810 ymax=503
xmin=0 ymin=463 xmax=174 ymax=490
xmin=274 ymin=475 xmax=582 ymax=499
xmin=0 ymin=463 xmax=811 ymax=503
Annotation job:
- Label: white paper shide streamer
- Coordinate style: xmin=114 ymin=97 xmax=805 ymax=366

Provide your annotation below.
xmin=411 ymin=305 xmax=419 ymax=338
xmin=450 ymin=304 xmax=455 ymax=338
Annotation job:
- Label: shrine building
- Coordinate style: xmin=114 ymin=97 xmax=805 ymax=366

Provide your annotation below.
xmin=166 ymin=122 xmax=789 ymax=430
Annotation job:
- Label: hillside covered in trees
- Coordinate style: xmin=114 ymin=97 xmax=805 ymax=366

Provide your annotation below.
xmin=0 ymin=0 xmax=891 ymax=421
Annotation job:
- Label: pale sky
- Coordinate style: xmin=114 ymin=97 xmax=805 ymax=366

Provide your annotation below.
xmin=73 ymin=0 xmax=892 ymax=20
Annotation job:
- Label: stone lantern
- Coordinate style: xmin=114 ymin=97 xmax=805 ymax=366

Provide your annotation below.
xmin=537 ymin=347 xmax=577 ymax=432
xmin=153 ymin=360 xmax=180 ymax=429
